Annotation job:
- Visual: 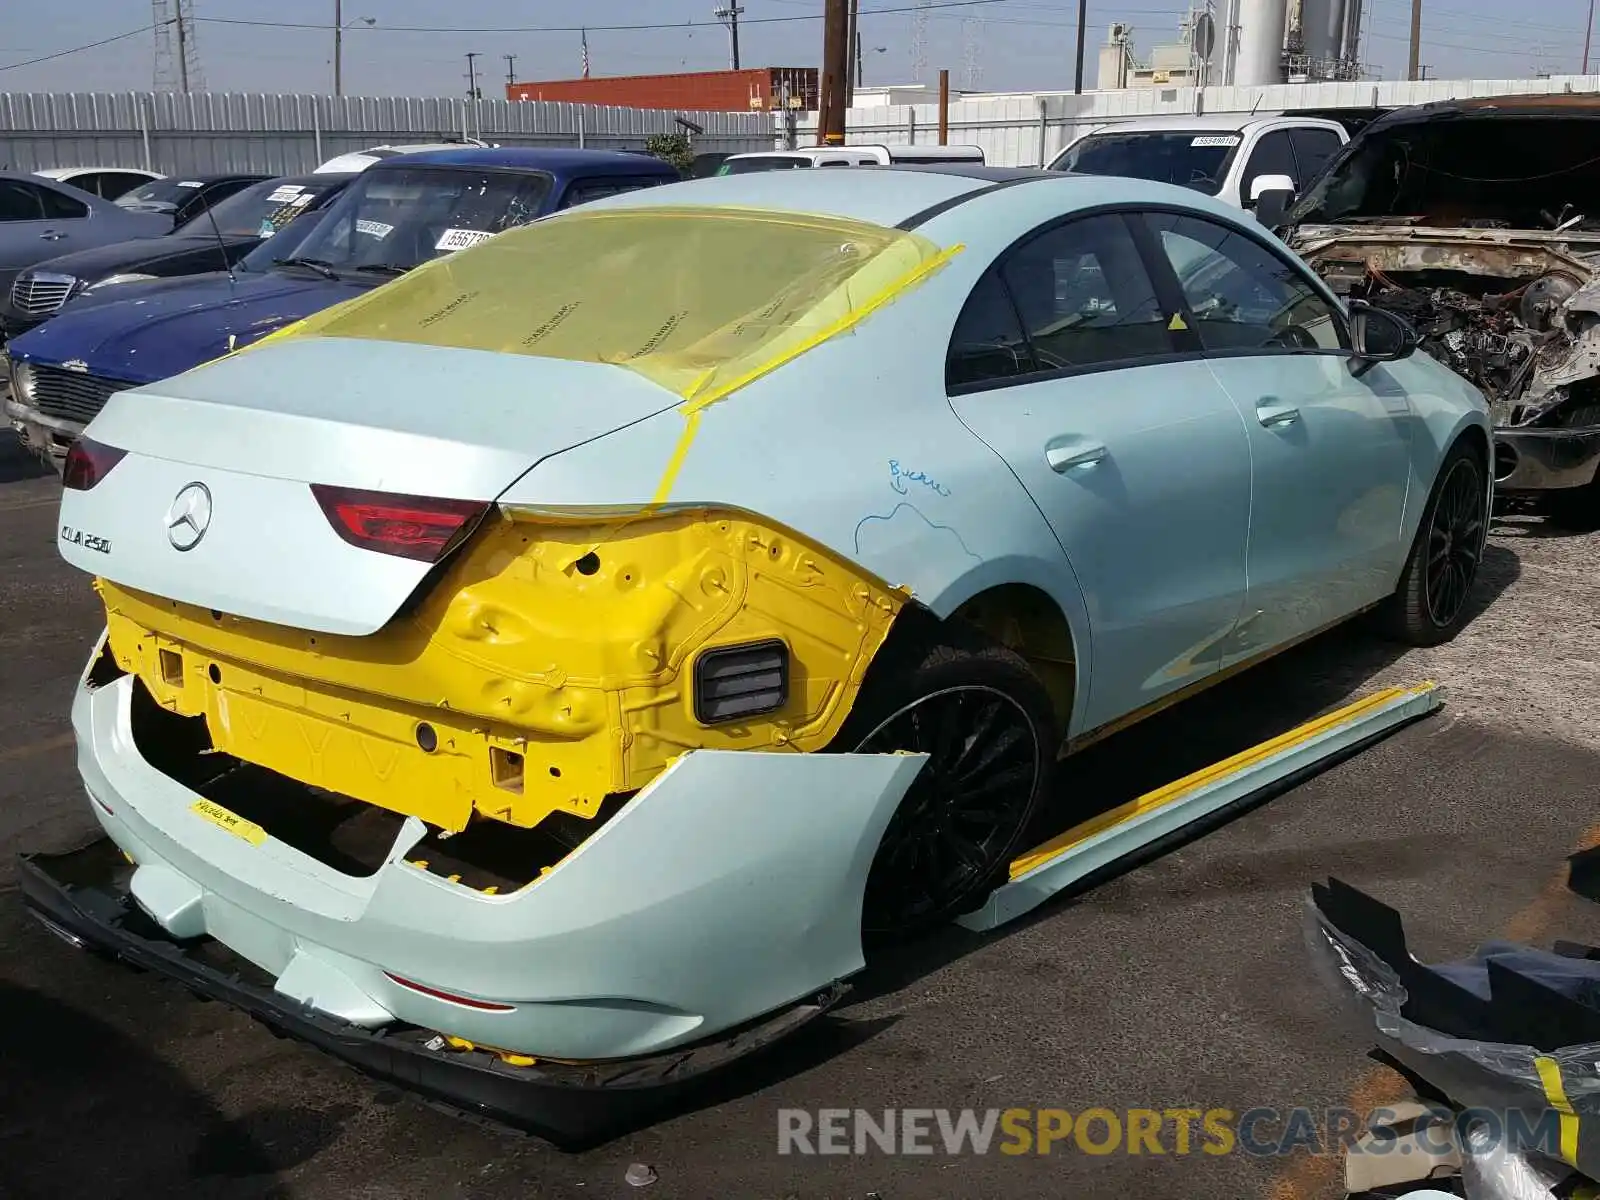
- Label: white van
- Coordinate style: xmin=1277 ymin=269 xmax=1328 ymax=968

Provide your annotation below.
xmin=717 ymin=143 xmax=985 ymax=174
xmin=1048 ymin=113 xmax=1348 ymax=212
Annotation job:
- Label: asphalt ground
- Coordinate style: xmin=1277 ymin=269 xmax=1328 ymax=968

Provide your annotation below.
xmin=4 ymin=429 xmax=1600 ymax=1200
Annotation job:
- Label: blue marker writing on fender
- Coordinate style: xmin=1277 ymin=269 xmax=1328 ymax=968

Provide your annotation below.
xmin=889 ymin=459 xmax=951 ymax=498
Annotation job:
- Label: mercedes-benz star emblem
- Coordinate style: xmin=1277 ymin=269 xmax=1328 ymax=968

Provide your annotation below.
xmin=165 ymin=482 xmax=213 ymax=552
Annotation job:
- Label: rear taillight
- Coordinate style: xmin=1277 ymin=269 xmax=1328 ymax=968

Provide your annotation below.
xmin=62 ymin=437 xmax=128 ymax=491
xmin=311 ymin=484 xmax=487 ymax=563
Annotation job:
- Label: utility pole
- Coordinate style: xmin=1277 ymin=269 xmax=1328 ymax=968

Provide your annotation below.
xmin=334 ymin=0 xmax=343 ymax=97
xmin=713 ymin=4 xmax=744 ymax=70
xmin=176 ymin=0 xmax=190 ymax=91
xmin=1073 ymin=0 xmax=1087 ymax=94
xmin=819 ymin=0 xmax=849 ymax=145
xmin=465 ymin=51 xmax=482 ymax=99
xmin=1585 ymin=0 xmax=1596 ymax=74
xmin=1407 ymin=0 xmax=1422 ymax=81
xmin=504 ymin=53 xmax=517 ymax=89
xmin=846 ymin=0 xmax=860 ymax=103
xmin=937 ymin=67 xmax=949 ymax=144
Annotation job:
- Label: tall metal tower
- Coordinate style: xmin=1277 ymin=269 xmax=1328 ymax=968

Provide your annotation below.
xmin=961 ymin=17 xmax=985 ymax=89
xmin=909 ymin=0 xmax=930 ymax=85
xmin=152 ymin=0 xmax=205 ymax=92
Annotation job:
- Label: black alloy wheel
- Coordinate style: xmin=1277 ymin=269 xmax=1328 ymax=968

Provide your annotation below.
xmin=857 ymin=684 xmax=1044 ymax=937
xmin=1424 ymin=456 xmax=1486 ymax=629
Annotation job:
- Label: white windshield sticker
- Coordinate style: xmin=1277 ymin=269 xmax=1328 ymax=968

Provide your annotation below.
xmin=176 ymin=180 xmax=203 ymax=188
xmin=435 ymin=227 xmax=495 ymax=252
xmin=265 ymin=185 xmax=304 ymax=202
xmin=289 ymin=192 xmax=315 ymax=206
xmin=355 ymin=219 xmax=394 ymax=239
xmin=1190 ymin=135 xmax=1241 ymax=147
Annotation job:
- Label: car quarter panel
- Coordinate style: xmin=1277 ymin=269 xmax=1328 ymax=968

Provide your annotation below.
xmin=493 ymin=273 xmax=1099 ymax=736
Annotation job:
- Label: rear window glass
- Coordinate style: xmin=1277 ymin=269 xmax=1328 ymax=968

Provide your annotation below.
xmin=174 ymin=178 xmax=343 ymax=239
xmin=717 ymin=156 xmax=812 ymax=174
xmin=116 ymin=178 xmax=208 ymax=212
xmin=275 ymin=206 xmax=953 ymax=406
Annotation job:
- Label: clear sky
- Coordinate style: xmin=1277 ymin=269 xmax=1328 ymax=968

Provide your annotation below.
xmin=0 ymin=0 xmax=1594 ymax=97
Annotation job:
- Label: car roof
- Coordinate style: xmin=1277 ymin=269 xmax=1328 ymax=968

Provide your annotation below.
xmin=726 ymin=144 xmax=985 ymax=160
xmin=264 ymin=171 xmax=361 ymax=187
xmin=1075 ymin=112 xmax=1288 ymax=134
xmin=35 ymin=166 xmax=161 ymax=180
xmin=873 ymin=163 xmax=1058 ymax=183
xmin=377 ymin=147 xmax=679 ymax=175
xmin=580 ymin=164 xmax=1242 ymax=233
xmin=139 ymin=172 xmax=273 ymax=183
xmin=1367 ymin=92 xmax=1600 ymax=131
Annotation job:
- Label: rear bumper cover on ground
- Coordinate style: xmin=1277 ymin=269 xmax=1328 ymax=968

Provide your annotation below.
xmin=1493 ymin=424 xmax=1600 ymax=491
xmin=17 ymin=838 xmax=847 ymax=1146
xmin=65 ymin=646 xmax=926 ymax=1063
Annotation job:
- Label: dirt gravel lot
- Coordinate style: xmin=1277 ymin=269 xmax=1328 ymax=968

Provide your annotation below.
xmin=4 ymin=431 xmax=1600 ymax=1200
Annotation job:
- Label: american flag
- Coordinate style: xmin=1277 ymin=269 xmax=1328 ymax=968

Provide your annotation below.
xmin=581 ymin=29 xmax=590 ymax=78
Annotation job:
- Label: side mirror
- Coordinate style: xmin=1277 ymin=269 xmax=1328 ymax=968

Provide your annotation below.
xmin=1249 ymin=173 xmax=1296 ymax=203
xmin=1348 ymin=299 xmax=1419 ymax=363
xmin=1248 ymin=173 xmax=1297 ymax=227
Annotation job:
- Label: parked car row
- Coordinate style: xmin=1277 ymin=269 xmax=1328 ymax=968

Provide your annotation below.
xmin=3 ymin=146 xmax=681 ymax=467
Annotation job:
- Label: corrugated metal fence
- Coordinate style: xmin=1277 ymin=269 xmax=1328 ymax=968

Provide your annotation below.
xmin=0 ymin=92 xmax=776 ymax=175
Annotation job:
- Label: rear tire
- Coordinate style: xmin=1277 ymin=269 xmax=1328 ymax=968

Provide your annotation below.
xmin=1377 ymin=440 xmax=1488 ymax=647
xmin=840 ymin=614 xmax=1056 ymax=941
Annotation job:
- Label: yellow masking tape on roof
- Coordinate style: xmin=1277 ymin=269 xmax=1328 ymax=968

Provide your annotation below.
xmin=270 ymin=204 xmax=956 ymax=410
xmin=647 ymin=236 xmax=965 ymax=505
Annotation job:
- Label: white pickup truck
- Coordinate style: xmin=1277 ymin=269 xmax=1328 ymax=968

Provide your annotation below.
xmin=1049 ymin=112 xmax=1349 ymax=213
xmin=717 ymin=144 xmax=986 ymax=174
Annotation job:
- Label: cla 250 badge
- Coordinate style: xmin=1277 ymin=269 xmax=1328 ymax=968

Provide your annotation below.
xmin=61 ymin=526 xmax=111 ymax=554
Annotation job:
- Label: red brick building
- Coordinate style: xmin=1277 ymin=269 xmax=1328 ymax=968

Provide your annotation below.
xmin=507 ymin=67 xmax=817 ymax=112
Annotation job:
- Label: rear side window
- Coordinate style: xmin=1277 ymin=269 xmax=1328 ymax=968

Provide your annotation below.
xmin=41 ymin=186 xmax=89 ymax=219
xmin=947 ymin=270 xmax=1034 ymax=388
xmin=999 ymin=214 xmax=1171 ymax=371
xmin=0 ymin=180 xmax=47 ymax=220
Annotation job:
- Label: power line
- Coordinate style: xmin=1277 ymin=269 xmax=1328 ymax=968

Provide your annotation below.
xmin=0 ymin=24 xmax=155 ymax=72
xmin=191 ymin=0 xmax=1014 ymax=37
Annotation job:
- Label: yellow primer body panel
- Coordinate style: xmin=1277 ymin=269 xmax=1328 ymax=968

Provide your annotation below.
xmin=100 ymin=508 xmax=906 ymax=833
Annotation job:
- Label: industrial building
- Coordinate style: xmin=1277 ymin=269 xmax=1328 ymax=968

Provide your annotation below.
xmin=1098 ymin=0 xmax=1365 ymax=91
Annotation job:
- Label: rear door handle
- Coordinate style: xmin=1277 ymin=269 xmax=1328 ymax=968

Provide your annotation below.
xmin=1256 ymin=402 xmax=1300 ymax=428
xmin=38 ymin=231 xmax=66 ymax=241
xmin=1045 ymin=441 xmax=1108 ymax=473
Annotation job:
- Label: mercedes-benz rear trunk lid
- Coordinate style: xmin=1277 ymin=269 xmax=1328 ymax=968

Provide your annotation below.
xmin=57 ymin=335 xmax=685 ymax=635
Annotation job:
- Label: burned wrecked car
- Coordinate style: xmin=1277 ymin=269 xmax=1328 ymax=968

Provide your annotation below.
xmin=1285 ymin=96 xmax=1600 ymax=517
